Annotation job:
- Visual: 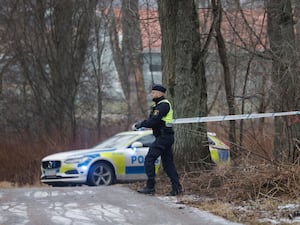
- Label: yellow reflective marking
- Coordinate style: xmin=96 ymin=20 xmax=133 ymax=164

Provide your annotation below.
xmin=60 ymin=164 xmax=75 ymax=173
xmin=209 ymin=147 xmax=220 ymax=164
xmin=208 ymin=135 xmax=230 ymax=165
xmin=101 ymin=152 xmax=125 ymax=175
xmin=155 ymin=164 xmax=160 ymax=174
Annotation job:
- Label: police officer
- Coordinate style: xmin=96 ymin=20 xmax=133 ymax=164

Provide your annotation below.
xmin=134 ymin=84 xmax=182 ymax=196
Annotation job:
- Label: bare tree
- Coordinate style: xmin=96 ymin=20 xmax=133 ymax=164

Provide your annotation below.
xmin=267 ymin=0 xmax=300 ymax=163
xmin=157 ymin=0 xmax=215 ymax=169
xmin=110 ymin=0 xmax=148 ymax=129
xmin=212 ymin=0 xmax=237 ymax=158
xmin=87 ymin=3 xmax=112 ymax=138
xmin=3 ymin=0 xmax=98 ymax=141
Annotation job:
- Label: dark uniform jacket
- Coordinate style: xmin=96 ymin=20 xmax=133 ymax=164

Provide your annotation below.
xmin=140 ymin=96 xmax=174 ymax=137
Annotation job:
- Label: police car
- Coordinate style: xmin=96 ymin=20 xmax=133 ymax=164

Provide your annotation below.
xmin=41 ymin=130 xmax=229 ymax=186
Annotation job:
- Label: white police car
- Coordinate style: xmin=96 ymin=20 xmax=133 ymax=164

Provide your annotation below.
xmin=41 ymin=130 xmax=229 ymax=186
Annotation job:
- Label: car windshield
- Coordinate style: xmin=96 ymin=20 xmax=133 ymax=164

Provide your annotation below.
xmin=92 ymin=133 xmax=137 ymax=149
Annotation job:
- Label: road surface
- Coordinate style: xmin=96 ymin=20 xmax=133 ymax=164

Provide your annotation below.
xmin=0 ymin=185 xmax=243 ymax=225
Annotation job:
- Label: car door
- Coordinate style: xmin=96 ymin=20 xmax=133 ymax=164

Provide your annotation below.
xmin=123 ymin=134 xmax=156 ymax=180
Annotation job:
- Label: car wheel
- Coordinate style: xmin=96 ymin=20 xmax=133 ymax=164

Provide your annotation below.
xmin=87 ymin=162 xmax=115 ymax=186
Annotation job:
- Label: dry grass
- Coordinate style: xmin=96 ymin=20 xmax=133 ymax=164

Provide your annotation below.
xmin=0 ymin=118 xmax=125 ymax=185
xmin=124 ymin=162 xmax=300 ymax=225
xmin=0 ymin=134 xmax=59 ymax=186
xmin=183 ymin=165 xmax=299 ymax=224
xmin=0 ymin=181 xmax=17 ymax=188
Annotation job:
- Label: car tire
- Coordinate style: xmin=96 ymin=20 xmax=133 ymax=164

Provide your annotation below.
xmin=49 ymin=182 xmax=66 ymax=187
xmin=87 ymin=162 xmax=115 ymax=186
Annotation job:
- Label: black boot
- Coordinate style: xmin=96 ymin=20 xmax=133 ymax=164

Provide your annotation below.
xmin=137 ymin=187 xmax=155 ymax=194
xmin=166 ymin=188 xmax=183 ymax=196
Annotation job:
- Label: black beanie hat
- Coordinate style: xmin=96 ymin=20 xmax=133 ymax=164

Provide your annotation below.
xmin=152 ymin=84 xmax=166 ymax=93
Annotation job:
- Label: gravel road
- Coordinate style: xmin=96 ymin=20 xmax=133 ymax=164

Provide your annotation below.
xmin=0 ymin=185 xmax=243 ymax=225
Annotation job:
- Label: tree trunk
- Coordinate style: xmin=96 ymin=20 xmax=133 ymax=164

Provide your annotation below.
xmin=90 ymin=14 xmax=107 ymax=139
xmin=158 ymin=0 xmax=211 ymax=169
xmin=267 ymin=0 xmax=300 ymax=163
xmin=212 ymin=0 xmax=237 ymax=159
xmin=110 ymin=0 xmax=147 ymax=129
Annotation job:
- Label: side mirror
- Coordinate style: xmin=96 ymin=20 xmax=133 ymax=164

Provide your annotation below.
xmin=131 ymin=141 xmax=143 ymax=148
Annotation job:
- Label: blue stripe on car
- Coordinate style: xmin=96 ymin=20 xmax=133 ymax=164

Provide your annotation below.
xmin=78 ymin=154 xmax=100 ymax=167
xmin=125 ymin=166 xmax=145 ymax=174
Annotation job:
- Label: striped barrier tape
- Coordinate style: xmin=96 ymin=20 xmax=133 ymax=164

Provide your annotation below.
xmin=172 ymin=110 xmax=300 ymax=124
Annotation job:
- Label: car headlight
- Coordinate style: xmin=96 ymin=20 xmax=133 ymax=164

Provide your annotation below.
xmin=64 ymin=156 xmax=91 ymax=164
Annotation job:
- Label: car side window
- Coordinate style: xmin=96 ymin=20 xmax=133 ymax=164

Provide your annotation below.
xmin=136 ymin=134 xmax=155 ymax=147
xmin=208 ymin=137 xmax=215 ymax=146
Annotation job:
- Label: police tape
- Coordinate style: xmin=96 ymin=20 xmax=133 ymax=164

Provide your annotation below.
xmin=172 ymin=110 xmax=300 ymax=124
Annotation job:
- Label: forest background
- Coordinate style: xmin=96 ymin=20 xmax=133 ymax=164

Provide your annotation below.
xmin=1 ymin=0 xmax=300 ymax=224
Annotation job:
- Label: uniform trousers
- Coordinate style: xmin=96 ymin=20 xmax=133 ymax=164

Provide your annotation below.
xmin=144 ymin=134 xmax=181 ymax=191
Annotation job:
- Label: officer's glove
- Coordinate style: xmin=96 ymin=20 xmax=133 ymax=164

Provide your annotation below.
xmin=132 ymin=121 xmax=143 ymax=130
